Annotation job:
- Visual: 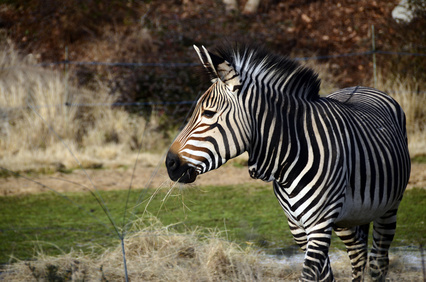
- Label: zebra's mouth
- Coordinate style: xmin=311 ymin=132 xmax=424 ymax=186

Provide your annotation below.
xmin=165 ymin=151 xmax=198 ymax=183
xmin=178 ymin=167 xmax=197 ymax=183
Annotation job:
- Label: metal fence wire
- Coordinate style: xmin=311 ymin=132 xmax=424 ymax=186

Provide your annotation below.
xmin=1 ymin=48 xmax=424 ymax=111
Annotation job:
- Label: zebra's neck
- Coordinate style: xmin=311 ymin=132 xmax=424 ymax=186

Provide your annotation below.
xmin=216 ymin=45 xmax=322 ymax=182
xmin=245 ymin=91 xmax=308 ymax=183
xmin=238 ymin=68 xmax=318 ymax=183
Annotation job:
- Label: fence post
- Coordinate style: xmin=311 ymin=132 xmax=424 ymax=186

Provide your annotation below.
xmin=64 ymin=46 xmax=69 ymax=128
xmin=421 ymin=244 xmax=426 ymax=282
xmin=64 ymin=46 xmax=69 ymax=99
xmin=371 ymin=25 xmax=377 ymax=89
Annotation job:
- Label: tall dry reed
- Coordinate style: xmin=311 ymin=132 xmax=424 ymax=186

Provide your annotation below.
xmin=0 ymin=43 xmax=164 ymax=172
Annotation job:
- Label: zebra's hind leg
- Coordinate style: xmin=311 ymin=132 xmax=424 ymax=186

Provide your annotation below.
xmin=369 ymin=208 xmax=399 ymax=281
xmin=334 ymin=224 xmax=369 ymax=281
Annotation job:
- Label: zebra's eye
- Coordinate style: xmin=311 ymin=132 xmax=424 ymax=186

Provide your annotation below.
xmin=201 ymin=110 xmax=217 ymax=118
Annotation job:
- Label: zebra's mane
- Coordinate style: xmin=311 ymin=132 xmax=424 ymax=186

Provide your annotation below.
xmin=213 ymin=44 xmax=321 ymax=101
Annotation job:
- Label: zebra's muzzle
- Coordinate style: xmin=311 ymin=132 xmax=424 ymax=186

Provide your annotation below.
xmin=165 ymin=151 xmax=198 ymax=183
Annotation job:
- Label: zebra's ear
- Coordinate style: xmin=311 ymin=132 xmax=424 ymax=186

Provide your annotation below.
xmin=194 ymin=45 xmax=242 ymax=93
xmin=194 ymin=45 xmax=221 ymax=79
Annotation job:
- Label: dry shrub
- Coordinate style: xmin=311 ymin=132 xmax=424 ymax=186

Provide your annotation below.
xmin=0 ymin=43 xmax=166 ymax=172
xmin=0 ymin=44 xmax=79 ymax=151
xmin=376 ymin=72 xmax=426 ymax=158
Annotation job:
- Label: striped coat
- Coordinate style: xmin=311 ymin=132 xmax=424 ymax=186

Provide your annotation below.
xmin=166 ymin=44 xmax=410 ymax=281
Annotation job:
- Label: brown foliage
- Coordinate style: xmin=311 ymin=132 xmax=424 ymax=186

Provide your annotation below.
xmin=0 ymin=0 xmax=424 ymax=118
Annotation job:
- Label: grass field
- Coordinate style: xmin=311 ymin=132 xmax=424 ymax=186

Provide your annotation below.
xmin=1 ymin=184 xmax=424 ymax=265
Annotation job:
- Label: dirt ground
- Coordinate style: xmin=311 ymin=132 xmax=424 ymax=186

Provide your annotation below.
xmin=1 ymin=161 xmax=425 ymax=196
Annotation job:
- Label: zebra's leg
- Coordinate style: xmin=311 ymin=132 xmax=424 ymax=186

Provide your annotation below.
xmin=287 ymin=217 xmax=307 ymax=251
xmin=334 ymin=224 xmax=369 ymax=281
xmin=369 ymin=208 xmax=398 ymax=281
xmin=302 ymin=226 xmax=334 ymax=282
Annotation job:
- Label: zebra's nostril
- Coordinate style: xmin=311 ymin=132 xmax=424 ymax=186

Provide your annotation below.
xmin=166 ymin=152 xmax=180 ymax=171
xmin=167 ymin=158 xmax=175 ymax=169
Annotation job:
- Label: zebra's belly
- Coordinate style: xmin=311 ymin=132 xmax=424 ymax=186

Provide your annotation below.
xmin=334 ymin=195 xmax=399 ymax=227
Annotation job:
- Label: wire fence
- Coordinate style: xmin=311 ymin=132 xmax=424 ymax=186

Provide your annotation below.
xmin=1 ymin=48 xmax=424 ymax=112
xmin=35 ymin=49 xmax=426 ymax=68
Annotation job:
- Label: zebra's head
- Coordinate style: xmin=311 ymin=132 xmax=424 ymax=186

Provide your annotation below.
xmin=166 ymin=45 xmax=250 ymax=183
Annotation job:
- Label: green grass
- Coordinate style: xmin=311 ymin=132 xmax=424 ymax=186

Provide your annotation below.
xmin=412 ymin=155 xmax=426 ymax=163
xmin=396 ymin=187 xmax=426 ymax=246
xmin=0 ymin=185 xmax=424 ymax=264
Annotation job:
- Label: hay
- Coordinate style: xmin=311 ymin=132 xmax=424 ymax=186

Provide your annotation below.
xmin=2 ymin=216 xmax=423 ymax=281
xmin=1 ymin=216 xmax=297 ymax=281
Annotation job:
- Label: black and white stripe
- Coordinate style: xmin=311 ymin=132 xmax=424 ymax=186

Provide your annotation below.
xmin=166 ymin=44 xmax=411 ymax=281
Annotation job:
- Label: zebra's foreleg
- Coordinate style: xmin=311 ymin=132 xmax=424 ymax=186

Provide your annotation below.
xmin=301 ymin=227 xmax=334 ymax=282
xmin=287 ymin=217 xmax=307 ymax=251
xmin=334 ymin=224 xmax=369 ymax=281
xmin=369 ymin=208 xmax=398 ymax=281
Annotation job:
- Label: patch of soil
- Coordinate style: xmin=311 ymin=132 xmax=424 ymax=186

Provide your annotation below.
xmin=408 ymin=162 xmax=426 ymax=190
xmin=1 ymin=162 xmax=424 ymax=196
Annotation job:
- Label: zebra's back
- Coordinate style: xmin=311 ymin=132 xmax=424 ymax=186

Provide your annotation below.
xmin=327 ymin=86 xmax=407 ymax=138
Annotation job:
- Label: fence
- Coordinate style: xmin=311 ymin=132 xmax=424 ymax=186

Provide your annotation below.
xmin=2 ymin=48 xmax=425 ymax=111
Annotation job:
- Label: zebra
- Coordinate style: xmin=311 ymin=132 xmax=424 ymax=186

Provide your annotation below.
xmin=165 ymin=44 xmax=411 ymax=281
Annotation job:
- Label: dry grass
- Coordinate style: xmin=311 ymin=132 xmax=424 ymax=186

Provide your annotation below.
xmin=0 ymin=216 xmax=298 ymax=281
xmin=376 ymin=72 xmax=426 ymax=158
xmin=0 ymin=43 xmax=167 ymax=172
xmin=1 ymin=215 xmax=423 ymax=281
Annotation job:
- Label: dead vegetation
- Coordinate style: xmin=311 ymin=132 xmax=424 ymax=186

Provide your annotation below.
xmin=0 ymin=42 xmax=170 ymax=173
xmin=1 ymin=216 xmax=296 ymax=281
xmin=376 ymin=72 xmax=426 ymax=158
xmin=1 ymin=215 xmax=423 ymax=281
